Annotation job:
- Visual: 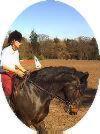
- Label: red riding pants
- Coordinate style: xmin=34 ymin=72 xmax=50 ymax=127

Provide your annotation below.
xmin=1 ymin=71 xmax=14 ymax=96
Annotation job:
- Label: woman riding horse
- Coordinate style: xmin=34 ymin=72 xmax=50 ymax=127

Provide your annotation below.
xmin=1 ymin=30 xmax=26 ymax=101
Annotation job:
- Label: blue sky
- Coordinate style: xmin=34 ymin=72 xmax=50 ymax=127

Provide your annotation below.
xmin=9 ymin=0 xmax=94 ymax=39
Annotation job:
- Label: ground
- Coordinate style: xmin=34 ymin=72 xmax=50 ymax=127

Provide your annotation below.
xmin=20 ymin=59 xmax=100 ymax=132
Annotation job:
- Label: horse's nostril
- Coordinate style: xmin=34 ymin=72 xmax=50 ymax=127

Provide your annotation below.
xmin=69 ymin=111 xmax=78 ymax=115
xmin=69 ymin=112 xmax=73 ymax=115
xmin=69 ymin=112 xmax=75 ymax=115
xmin=68 ymin=105 xmax=79 ymax=115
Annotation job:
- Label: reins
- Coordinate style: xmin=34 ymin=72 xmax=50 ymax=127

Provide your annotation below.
xmin=13 ymin=71 xmax=82 ymax=108
xmin=28 ymin=80 xmax=71 ymax=105
xmin=21 ymin=71 xmax=71 ymax=105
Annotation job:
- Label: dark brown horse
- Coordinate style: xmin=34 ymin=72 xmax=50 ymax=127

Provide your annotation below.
xmin=10 ymin=66 xmax=89 ymax=131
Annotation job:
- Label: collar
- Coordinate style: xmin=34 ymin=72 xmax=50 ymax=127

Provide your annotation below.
xmin=9 ymin=45 xmax=16 ymax=54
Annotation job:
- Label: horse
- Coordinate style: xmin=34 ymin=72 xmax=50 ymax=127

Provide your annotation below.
xmin=10 ymin=66 xmax=89 ymax=131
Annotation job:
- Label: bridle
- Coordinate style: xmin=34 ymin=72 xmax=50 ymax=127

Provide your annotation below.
xmin=23 ymin=72 xmax=82 ymax=110
xmin=13 ymin=72 xmax=83 ymax=113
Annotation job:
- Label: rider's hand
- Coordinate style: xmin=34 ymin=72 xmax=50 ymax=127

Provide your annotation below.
xmin=24 ymin=70 xmax=30 ymax=75
xmin=15 ymin=70 xmax=25 ymax=78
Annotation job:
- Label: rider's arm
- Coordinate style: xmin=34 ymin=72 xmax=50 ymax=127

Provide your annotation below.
xmin=15 ymin=51 xmax=27 ymax=73
xmin=2 ymin=65 xmax=24 ymax=77
xmin=15 ymin=64 xmax=26 ymax=73
xmin=2 ymin=65 xmax=16 ymax=73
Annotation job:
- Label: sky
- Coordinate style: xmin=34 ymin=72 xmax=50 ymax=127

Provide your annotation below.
xmin=9 ymin=0 xmax=94 ymax=39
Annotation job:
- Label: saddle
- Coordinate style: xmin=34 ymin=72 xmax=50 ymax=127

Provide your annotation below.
xmin=13 ymin=71 xmax=31 ymax=92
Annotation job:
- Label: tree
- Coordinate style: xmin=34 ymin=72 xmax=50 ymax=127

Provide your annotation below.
xmin=89 ymin=37 xmax=99 ymax=59
xmin=38 ymin=34 xmax=49 ymax=42
xmin=29 ymin=30 xmax=40 ymax=56
xmin=54 ymin=37 xmax=60 ymax=44
xmin=19 ymin=37 xmax=34 ymax=59
xmin=29 ymin=30 xmax=38 ymax=45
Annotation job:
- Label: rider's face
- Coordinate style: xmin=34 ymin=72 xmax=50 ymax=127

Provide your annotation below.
xmin=12 ymin=40 xmax=22 ymax=50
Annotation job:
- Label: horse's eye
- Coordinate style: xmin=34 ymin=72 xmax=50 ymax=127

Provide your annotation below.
xmin=72 ymin=80 xmax=77 ymax=85
xmin=69 ymin=86 xmax=74 ymax=90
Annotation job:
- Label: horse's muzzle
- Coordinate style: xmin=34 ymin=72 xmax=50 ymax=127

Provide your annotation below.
xmin=68 ymin=102 xmax=79 ymax=115
xmin=69 ymin=107 xmax=79 ymax=115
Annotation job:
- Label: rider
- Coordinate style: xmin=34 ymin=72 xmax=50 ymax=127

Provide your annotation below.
xmin=1 ymin=30 xmax=27 ymax=101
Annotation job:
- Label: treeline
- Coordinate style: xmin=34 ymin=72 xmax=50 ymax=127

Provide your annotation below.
xmin=3 ymin=30 xmax=100 ymax=60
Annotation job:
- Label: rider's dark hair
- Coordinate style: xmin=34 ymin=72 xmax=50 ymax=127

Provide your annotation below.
xmin=8 ymin=30 xmax=22 ymax=44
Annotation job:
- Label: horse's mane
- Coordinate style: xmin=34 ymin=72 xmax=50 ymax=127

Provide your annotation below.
xmin=28 ymin=66 xmax=77 ymax=85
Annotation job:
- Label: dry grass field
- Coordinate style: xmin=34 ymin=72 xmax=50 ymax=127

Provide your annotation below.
xmin=20 ymin=59 xmax=100 ymax=132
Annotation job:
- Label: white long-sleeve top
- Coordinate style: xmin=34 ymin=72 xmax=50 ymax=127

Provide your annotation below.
xmin=1 ymin=45 xmax=20 ymax=70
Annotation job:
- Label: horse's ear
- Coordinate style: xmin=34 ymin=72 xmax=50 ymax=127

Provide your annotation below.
xmin=80 ymin=72 xmax=89 ymax=82
xmin=83 ymin=72 xmax=89 ymax=79
xmin=80 ymin=72 xmax=89 ymax=81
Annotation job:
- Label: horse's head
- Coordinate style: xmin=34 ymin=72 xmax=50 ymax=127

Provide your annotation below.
xmin=75 ymin=71 xmax=89 ymax=93
xmin=64 ymin=72 xmax=89 ymax=115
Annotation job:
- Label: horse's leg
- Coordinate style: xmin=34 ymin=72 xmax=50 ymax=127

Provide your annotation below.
xmin=61 ymin=87 xmax=69 ymax=113
xmin=34 ymin=121 xmax=47 ymax=134
xmin=33 ymin=100 xmax=51 ymax=133
xmin=44 ymin=130 xmax=63 ymax=134
xmin=35 ymin=122 xmax=63 ymax=134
